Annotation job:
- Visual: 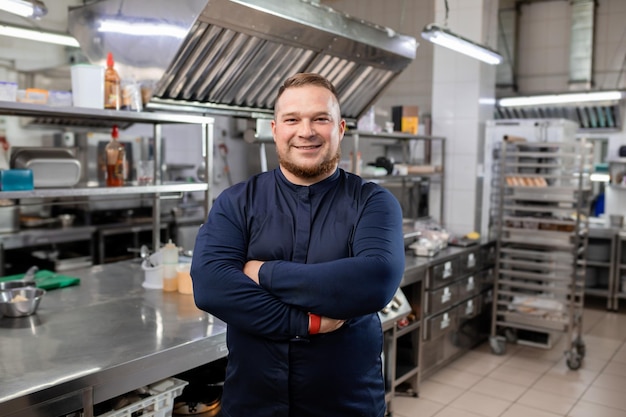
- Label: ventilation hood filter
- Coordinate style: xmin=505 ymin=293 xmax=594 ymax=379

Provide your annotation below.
xmin=67 ymin=0 xmax=418 ymax=120
xmin=495 ymin=103 xmax=622 ymax=131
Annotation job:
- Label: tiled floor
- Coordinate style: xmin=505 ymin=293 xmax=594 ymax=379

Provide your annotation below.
xmin=391 ymin=300 xmax=626 ymax=417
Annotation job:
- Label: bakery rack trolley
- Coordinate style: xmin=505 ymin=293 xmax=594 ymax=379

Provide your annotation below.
xmin=489 ymin=138 xmax=593 ymax=370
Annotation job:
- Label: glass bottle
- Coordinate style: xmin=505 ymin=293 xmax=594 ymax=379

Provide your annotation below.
xmin=105 ymin=125 xmax=125 ymax=187
xmin=104 ymin=52 xmax=120 ymax=110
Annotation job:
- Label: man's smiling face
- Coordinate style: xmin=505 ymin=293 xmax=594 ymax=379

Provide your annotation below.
xmin=271 ymin=84 xmax=345 ymax=186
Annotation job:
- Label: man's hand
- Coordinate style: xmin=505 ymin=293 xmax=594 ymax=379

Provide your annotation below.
xmin=243 ymin=260 xmax=264 ymax=284
xmin=245 ymin=260 xmax=346 ymax=334
xmin=319 ymin=316 xmax=345 ymax=333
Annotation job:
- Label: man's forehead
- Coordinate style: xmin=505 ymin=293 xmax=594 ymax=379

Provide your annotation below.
xmin=276 ymin=87 xmax=339 ymax=112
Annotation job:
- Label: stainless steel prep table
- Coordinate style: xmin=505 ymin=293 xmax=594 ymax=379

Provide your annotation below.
xmin=0 ymin=244 xmax=487 ymax=417
xmin=0 ymin=260 xmax=227 ymax=417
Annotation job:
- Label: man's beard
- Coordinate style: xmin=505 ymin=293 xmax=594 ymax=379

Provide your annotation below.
xmin=278 ymin=148 xmax=341 ymax=180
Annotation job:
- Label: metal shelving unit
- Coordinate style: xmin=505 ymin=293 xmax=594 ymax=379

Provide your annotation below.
xmin=0 ymin=102 xmax=215 ymax=252
xmin=489 ymin=139 xmax=593 ymax=370
xmin=344 ymin=130 xmax=446 ymax=225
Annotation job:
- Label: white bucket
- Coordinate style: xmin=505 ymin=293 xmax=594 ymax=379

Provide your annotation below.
xmin=71 ymin=64 xmax=105 ymax=109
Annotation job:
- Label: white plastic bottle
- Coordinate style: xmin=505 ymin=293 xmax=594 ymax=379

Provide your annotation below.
xmin=161 ymin=239 xmax=179 ymax=292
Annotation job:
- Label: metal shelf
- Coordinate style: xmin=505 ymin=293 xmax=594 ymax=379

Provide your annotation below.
xmin=0 ymin=101 xmax=215 ymax=257
xmin=491 ymin=140 xmax=591 ymax=363
xmin=345 ymin=130 xmax=446 ymax=225
xmin=345 ymin=130 xmax=445 ymax=142
xmin=0 ymin=182 xmax=209 ymax=199
xmin=0 ymin=101 xmax=215 ymax=126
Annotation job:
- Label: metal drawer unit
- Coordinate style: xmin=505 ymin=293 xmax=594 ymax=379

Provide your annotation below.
xmin=425 ymin=281 xmax=459 ymax=316
xmin=424 ymin=307 xmax=457 ymax=341
xmin=457 ymin=274 xmax=480 ymax=301
xmin=459 ymin=248 xmax=480 ymax=275
xmin=426 ymin=258 xmax=458 ymax=289
xmin=419 ymin=243 xmax=498 ymax=379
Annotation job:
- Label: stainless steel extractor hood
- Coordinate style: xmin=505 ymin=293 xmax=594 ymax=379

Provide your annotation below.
xmin=67 ymin=0 xmax=418 ymax=120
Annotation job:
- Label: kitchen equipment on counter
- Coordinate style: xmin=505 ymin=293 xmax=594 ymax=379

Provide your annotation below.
xmin=10 ymin=147 xmax=81 ymax=188
xmin=0 ymin=169 xmax=34 ymax=191
xmin=609 ymin=214 xmax=624 ymax=228
xmin=71 ymin=64 xmax=105 ymax=109
xmin=0 ymin=280 xmax=35 ymax=291
xmin=58 ymin=214 xmax=76 ymax=228
xmin=176 ymin=263 xmax=192 ymax=295
xmin=139 ymin=244 xmax=154 ymax=267
xmin=0 ymin=287 xmax=45 ymax=317
xmin=0 ymin=200 xmax=19 ymax=233
xmin=142 ymin=260 xmax=163 ymax=290
xmin=0 ymin=269 xmax=80 ymax=290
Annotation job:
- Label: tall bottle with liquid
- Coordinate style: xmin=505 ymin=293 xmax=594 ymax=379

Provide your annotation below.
xmin=104 ymin=52 xmax=120 ymax=110
xmin=161 ymin=239 xmax=179 ymax=292
xmin=105 ymin=125 xmax=125 ymax=187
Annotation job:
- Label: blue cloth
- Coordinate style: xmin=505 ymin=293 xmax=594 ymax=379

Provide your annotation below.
xmin=191 ymin=167 xmax=405 ymax=417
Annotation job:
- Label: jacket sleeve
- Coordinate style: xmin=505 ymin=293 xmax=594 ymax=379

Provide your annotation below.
xmin=191 ymin=187 xmax=309 ymax=341
xmin=259 ymin=187 xmax=405 ymax=319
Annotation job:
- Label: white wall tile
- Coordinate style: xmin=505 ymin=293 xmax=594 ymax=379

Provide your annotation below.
xmin=445 ymin=189 xmax=477 ymax=233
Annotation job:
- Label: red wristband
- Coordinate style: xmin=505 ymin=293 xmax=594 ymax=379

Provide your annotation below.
xmin=308 ymin=313 xmax=321 ymax=335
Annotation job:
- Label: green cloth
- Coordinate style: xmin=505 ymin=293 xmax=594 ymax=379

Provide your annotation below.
xmin=0 ymin=270 xmax=80 ymax=290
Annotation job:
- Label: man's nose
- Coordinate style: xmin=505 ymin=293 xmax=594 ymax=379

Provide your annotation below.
xmin=298 ymin=120 xmax=314 ymax=137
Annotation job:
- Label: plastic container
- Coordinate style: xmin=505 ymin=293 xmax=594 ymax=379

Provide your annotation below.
xmin=121 ymin=80 xmax=142 ymax=112
xmin=142 ymin=261 xmax=163 ymax=290
xmin=0 ymin=81 xmax=17 ymax=101
xmin=0 ymin=204 xmax=19 ymax=233
xmin=176 ymin=263 xmax=192 ymax=295
xmin=71 ymin=64 xmax=105 ymax=109
xmin=161 ymin=240 xmax=179 ymax=292
xmin=97 ymin=377 xmax=188 ymax=417
xmin=47 ymin=90 xmax=73 ymax=107
xmin=16 ymin=88 xmax=48 ymax=104
xmin=0 ymin=169 xmax=34 ymax=191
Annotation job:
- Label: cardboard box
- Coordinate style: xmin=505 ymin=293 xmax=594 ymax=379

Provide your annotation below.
xmin=392 ymin=106 xmax=419 ymax=134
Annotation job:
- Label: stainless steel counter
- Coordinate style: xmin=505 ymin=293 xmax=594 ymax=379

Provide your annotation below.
xmin=0 ymin=243 xmax=489 ymax=417
xmin=0 ymin=260 xmax=227 ymax=417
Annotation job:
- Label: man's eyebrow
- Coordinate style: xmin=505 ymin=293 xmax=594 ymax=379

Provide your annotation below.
xmin=278 ymin=111 xmax=333 ymax=119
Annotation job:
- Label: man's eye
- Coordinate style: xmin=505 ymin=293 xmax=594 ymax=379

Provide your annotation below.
xmin=316 ymin=117 xmax=330 ymax=122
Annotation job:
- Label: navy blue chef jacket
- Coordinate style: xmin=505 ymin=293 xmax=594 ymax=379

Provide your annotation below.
xmin=191 ymin=167 xmax=405 ymax=417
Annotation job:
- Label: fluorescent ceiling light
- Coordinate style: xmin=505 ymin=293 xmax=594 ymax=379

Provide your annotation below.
xmin=0 ymin=24 xmax=79 ymax=47
xmin=421 ymin=23 xmax=503 ymax=65
xmin=0 ymin=0 xmax=46 ymax=18
xmin=97 ymin=19 xmax=187 ymax=38
xmin=498 ymin=91 xmax=624 ymax=107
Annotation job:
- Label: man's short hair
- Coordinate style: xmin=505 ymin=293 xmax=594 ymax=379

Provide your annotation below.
xmin=275 ymin=73 xmax=340 ymax=108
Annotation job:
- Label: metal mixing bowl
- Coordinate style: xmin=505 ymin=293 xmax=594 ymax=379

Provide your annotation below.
xmin=0 ymin=280 xmax=36 ymax=291
xmin=0 ymin=287 xmax=45 ymax=317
